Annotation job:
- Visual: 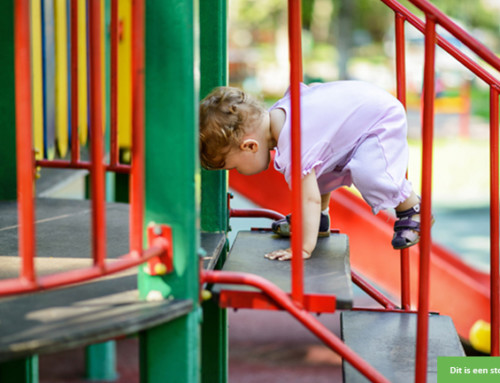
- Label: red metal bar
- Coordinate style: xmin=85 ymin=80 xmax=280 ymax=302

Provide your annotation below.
xmin=36 ymin=159 xmax=130 ymax=173
xmin=409 ymin=0 xmax=500 ymax=74
xmin=380 ymin=0 xmax=499 ymax=87
xmin=130 ymin=0 xmax=145 ymax=254
xmin=415 ymin=15 xmax=436 ymax=383
xmin=110 ymin=0 xmax=119 ymax=167
xmin=70 ymin=0 xmax=80 ymax=163
xmin=202 ymin=270 xmax=389 ymax=383
xmin=490 ymin=87 xmax=500 ymax=356
xmin=14 ymin=0 xmax=36 ymax=284
xmin=351 ymin=270 xmax=398 ymax=310
xmin=288 ymin=0 xmax=304 ymax=305
xmin=230 ymin=208 xmax=285 ymax=221
xmin=0 ymin=243 xmax=166 ymax=297
xmin=217 ymin=290 xmax=337 ymax=313
xmin=394 ymin=12 xmax=411 ymax=311
xmin=88 ymin=0 xmax=106 ymax=268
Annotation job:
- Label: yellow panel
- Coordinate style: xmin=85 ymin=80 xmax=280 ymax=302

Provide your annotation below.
xmin=117 ymin=0 xmax=132 ymax=149
xmin=54 ymin=0 xmax=68 ymax=157
xmin=31 ymin=0 xmax=44 ymax=160
xmin=78 ymin=0 xmax=88 ymax=145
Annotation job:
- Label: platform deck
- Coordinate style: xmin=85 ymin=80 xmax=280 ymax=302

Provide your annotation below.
xmin=212 ymin=230 xmax=353 ymax=309
xmin=0 ymin=198 xmax=195 ymax=361
xmin=341 ymin=311 xmax=465 ymax=382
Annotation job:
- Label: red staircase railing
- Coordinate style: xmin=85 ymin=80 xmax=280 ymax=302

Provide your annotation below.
xmin=1 ymin=0 xmax=164 ymax=296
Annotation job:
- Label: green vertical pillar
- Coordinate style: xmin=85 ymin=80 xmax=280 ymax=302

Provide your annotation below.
xmin=0 ymin=356 xmax=39 ymax=383
xmin=139 ymin=0 xmax=200 ymax=382
xmin=199 ymin=2 xmax=228 ymax=383
xmin=0 ymin=0 xmax=16 ymax=200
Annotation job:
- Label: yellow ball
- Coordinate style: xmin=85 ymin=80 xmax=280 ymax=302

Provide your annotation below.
xmin=469 ymin=320 xmax=491 ymax=354
xmin=154 ymin=263 xmax=168 ymax=275
xmin=201 ymin=290 xmax=212 ymax=301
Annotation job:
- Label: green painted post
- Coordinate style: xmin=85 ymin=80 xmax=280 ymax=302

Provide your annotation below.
xmin=0 ymin=0 xmax=17 ymax=201
xmin=85 ymin=341 xmax=118 ymax=381
xmin=200 ymin=1 xmax=229 ymax=383
xmin=139 ymin=0 xmax=200 ymax=382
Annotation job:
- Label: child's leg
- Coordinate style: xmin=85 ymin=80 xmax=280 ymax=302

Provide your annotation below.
xmin=396 ymin=191 xmax=419 ymax=212
xmin=321 ymin=192 xmax=331 ymax=211
xmin=271 ymin=192 xmax=331 ymax=237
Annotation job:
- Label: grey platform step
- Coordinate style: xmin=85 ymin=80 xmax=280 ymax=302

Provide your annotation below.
xmin=341 ymin=311 xmax=465 ymax=382
xmin=201 ymin=232 xmax=226 ymax=270
xmin=212 ymin=230 xmax=353 ymax=309
xmin=0 ymin=272 xmax=192 ymax=362
xmin=0 ymin=198 xmax=195 ymax=361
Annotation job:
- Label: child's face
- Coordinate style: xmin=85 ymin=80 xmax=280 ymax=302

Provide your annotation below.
xmin=223 ymin=139 xmax=271 ymax=176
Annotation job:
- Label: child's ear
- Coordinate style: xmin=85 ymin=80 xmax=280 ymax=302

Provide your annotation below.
xmin=240 ymin=139 xmax=259 ymax=153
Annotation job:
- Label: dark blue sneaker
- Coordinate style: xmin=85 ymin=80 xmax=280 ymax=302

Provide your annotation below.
xmin=271 ymin=212 xmax=330 ymax=237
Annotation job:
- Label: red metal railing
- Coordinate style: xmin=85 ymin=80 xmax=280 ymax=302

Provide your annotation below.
xmin=382 ymin=0 xmax=500 ymax=379
xmin=224 ymin=0 xmax=500 ymax=381
xmin=0 ymin=0 xmax=163 ymax=296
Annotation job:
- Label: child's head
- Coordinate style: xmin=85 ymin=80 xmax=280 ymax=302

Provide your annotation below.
xmin=199 ymin=86 xmax=267 ymax=170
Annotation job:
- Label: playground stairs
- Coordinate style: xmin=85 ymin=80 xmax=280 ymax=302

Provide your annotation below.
xmin=211 ymin=228 xmax=466 ymax=382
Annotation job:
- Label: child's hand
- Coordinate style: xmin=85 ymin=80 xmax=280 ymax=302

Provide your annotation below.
xmin=265 ymin=248 xmax=312 ymax=261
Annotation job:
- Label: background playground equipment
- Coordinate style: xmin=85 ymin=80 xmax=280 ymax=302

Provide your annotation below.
xmin=0 ymin=1 xmax=499 ymax=383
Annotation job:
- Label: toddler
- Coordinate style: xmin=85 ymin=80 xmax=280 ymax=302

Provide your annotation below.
xmin=199 ymin=81 xmax=422 ymax=261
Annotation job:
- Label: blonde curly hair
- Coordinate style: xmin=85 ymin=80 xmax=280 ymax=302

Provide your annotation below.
xmin=199 ymin=87 xmax=266 ymax=169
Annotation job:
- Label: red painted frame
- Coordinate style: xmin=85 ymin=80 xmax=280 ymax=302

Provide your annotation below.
xmin=1 ymin=0 xmax=160 ymax=297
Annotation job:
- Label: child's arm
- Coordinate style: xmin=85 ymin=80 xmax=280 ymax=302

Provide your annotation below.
xmin=265 ymin=170 xmax=321 ymax=261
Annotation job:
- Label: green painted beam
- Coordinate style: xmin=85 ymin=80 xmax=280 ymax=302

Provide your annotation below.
xmin=139 ymin=0 xmax=200 ymax=382
xmin=199 ymin=2 xmax=229 ymax=383
xmin=200 ymin=0 xmax=228 ymax=233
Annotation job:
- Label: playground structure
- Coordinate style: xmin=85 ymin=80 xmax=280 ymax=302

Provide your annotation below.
xmin=0 ymin=1 xmax=499 ymax=383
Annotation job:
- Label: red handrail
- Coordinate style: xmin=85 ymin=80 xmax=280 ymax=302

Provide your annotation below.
xmin=383 ymin=0 xmax=500 ymax=366
xmin=202 ymin=270 xmax=390 ymax=383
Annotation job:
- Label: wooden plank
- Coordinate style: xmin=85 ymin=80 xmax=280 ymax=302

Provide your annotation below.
xmin=341 ymin=311 xmax=465 ymax=382
xmin=213 ymin=231 xmax=353 ymax=308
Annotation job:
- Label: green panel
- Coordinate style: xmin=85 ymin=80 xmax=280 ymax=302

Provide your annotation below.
xmin=200 ymin=2 xmax=229 ymax=383
xmin=140 ymin=0 xmax=200 ymax=382
xmin=200 ymin=0 xmax=228 ymax=233
xmin=0 ymin=0 xmax=17 ymax=200
xmin=0 ymin=356 xmax=39 ymax=383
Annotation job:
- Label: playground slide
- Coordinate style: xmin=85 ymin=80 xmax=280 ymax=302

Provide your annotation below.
xmin=228 ymin=163 xmax=491 ymax=343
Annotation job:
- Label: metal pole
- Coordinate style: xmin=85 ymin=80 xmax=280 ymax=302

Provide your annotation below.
xmin=288 ymin=0 xmax=304 ymax=305
xmin=15 ymin=0 xmax=36 ymax=284
xmin=395 ymin=12 xmax=411 ymax=311
xmin=88 ymin=0 xmax=107 ymax=268
xmin=130 ymin=0 xmax=145 ymax=254
xmin=415 ymin=14 xmax=436 ymax=383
